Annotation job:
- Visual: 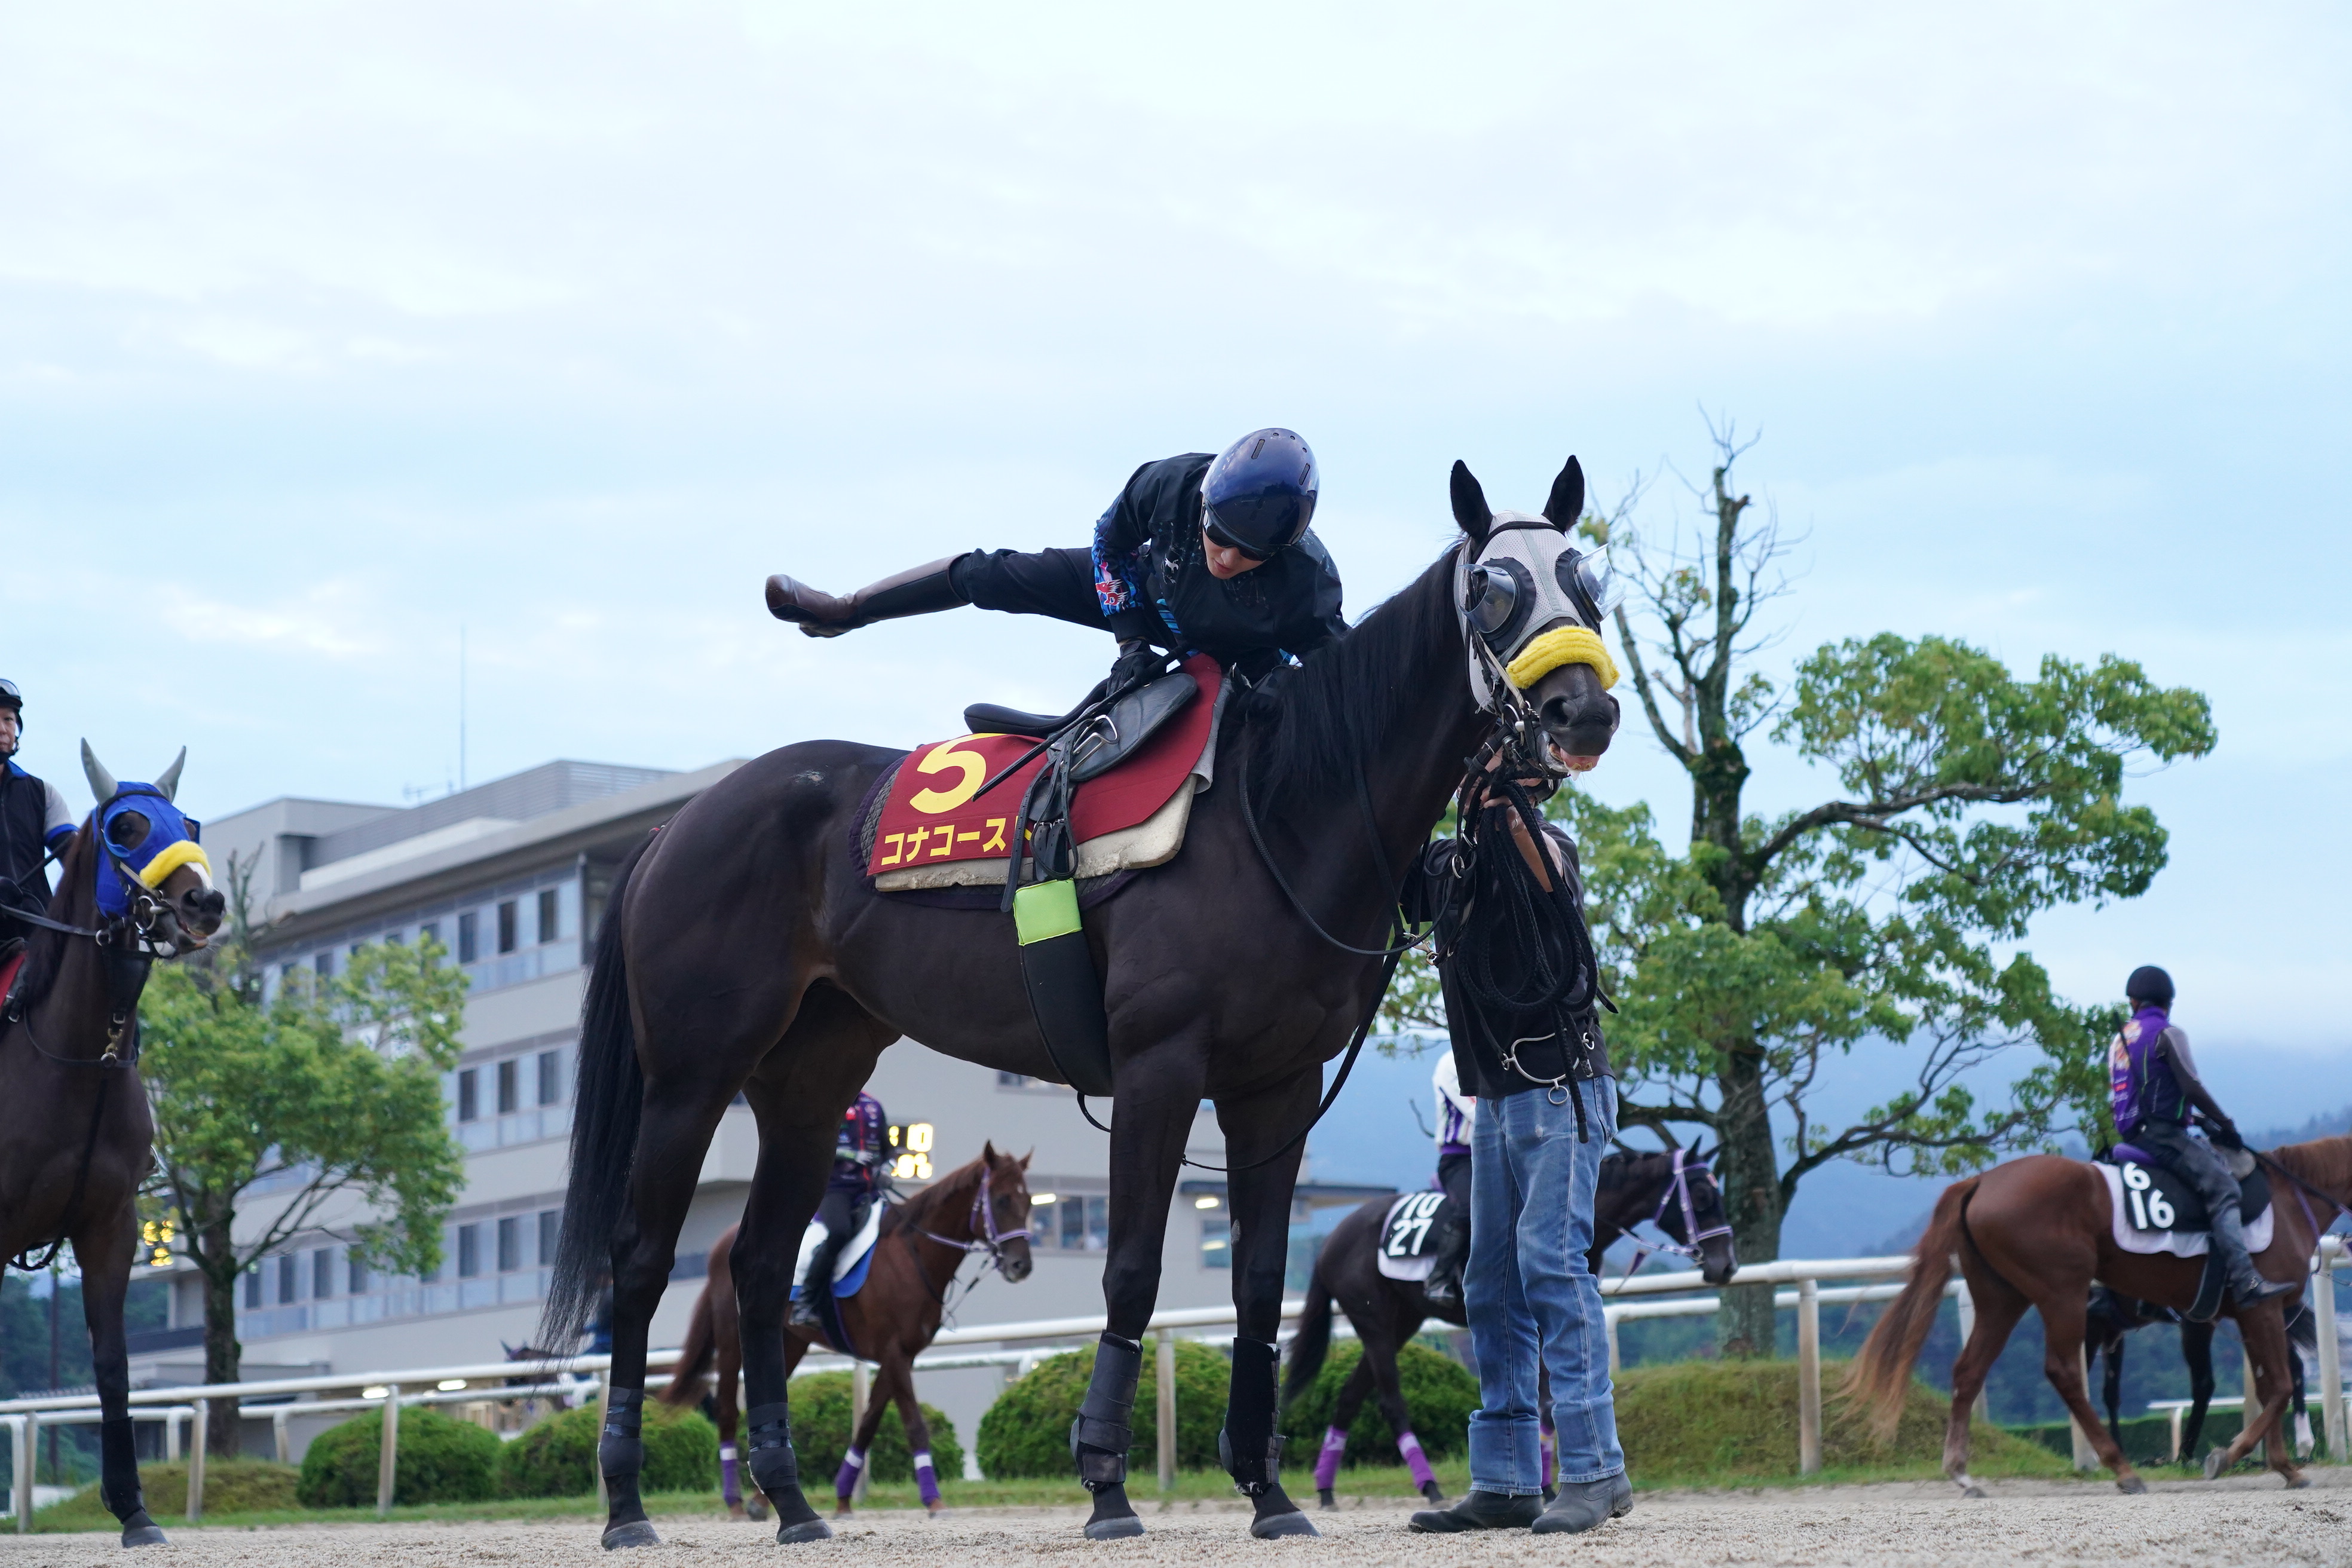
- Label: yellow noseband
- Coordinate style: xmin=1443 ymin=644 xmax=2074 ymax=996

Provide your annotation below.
xmin=1504 ymin=625 xmax=1619 ymax=691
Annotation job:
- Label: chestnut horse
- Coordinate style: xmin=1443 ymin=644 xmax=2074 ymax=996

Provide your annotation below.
xmin=1848 ymin=1135 xmax=2352 ymax=1494
xmin=660 ymin=1146 xmax=1035 ymax=1517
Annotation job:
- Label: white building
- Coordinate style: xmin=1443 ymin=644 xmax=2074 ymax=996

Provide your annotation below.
xmin=131 ymin=759 xmax=1380 ymax=1462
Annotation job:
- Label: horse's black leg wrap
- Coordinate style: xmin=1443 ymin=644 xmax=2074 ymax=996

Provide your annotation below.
xmin=1070 ymin=1332 xmax=1143 ymax=1492
xmin=600 ymin=1388 xmax=648 ymax=1520
xmin=1218 ymin=1336 xmax=1286 ymax=1495
xmin=747 ymin=1400 xmax=829 ymax=1540
xmin=100 ymin=1414 xmax=163 ymax=1543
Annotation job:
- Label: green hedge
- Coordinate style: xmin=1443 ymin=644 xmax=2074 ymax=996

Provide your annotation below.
xmin=1276 ymin=1339 xmax=1481 ymax=1465
xmin=976 ymin=1339 xmax=1229 ymax=1478
xmin=297 ymin=1407 xmax=501 ymax=1507
xmin=497 ymin=1399 xmax=718 ymax=1498
xmin=39 ymin=1459 xmax=298 ymax=1526
xmin=782 ymin=1371 xmax=964 ymax=1485
xmin=1614 ymin=1359 xmax=2069 ymax=1482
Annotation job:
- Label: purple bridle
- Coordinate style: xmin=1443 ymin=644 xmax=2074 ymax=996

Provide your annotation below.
xmin=1621 ymin=1147 xmax=1734 ymax=1277
xmin=915 ymin=1159 xmax=1032 ymax=1279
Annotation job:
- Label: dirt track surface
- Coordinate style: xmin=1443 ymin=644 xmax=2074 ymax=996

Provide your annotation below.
xmin=4 ymin=1472 xmax=2349 ymax=1567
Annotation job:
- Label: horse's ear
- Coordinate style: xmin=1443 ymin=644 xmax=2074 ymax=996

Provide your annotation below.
xmin=981 ymin=1139 xmax=997 ymax=1163
xmin=1450 ymin=461 xmax=1493 ymax=546
xmin=1541 ymin=457 xmax=1584 ymax=532
xmin=1020 ymin=1149 xmax=1034 ymax=1169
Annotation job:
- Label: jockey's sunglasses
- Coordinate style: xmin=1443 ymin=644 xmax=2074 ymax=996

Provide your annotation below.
xmin=1201 ymin=513 xmax=1275 ymax=563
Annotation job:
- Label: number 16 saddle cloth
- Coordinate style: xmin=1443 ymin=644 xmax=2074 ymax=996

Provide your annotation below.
xmin=2091 ymin=1146 xmax=2272 ymax=1259
xmin=858 ymin=656 xmax=1225 ymax=893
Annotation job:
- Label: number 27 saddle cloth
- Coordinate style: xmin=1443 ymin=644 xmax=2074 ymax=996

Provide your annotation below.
xmin=859 ymin=655 xmax=1225 ymax=893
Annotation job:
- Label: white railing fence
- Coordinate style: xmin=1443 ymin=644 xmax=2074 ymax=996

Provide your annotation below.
xmin=4 ymin=1239 xmax=2342 ymax=1527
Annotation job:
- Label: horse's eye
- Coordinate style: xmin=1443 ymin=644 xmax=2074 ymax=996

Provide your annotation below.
xmin=106 ymin=811 xmax=150 ymax=850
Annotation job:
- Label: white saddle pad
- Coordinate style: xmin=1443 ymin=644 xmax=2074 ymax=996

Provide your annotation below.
xmin=2097 ymin=1162 xmax=2273 ymax=1258
xmin=794 ymin=1199 xmax=886 ymax=1291
xmin=1375 ymin=1191 xmax=1448 ymax=1282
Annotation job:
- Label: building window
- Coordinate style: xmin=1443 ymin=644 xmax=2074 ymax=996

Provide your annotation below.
xmin=537 ymin=888 xmax=559 ymax=945
xmin=1057 ymin=1194 xmax=1109 ymax=1251
xmin=243 ymin=1267 xmax=262 ymax=1309
xmin=497 ymin=901 xmax=517 ymax=955
xmin=313 ymin=1248 xmax=336 ymax=1300
xmin=347 ymin=1254 xmax=369 ymax=1295
xmin=497 ymin=1058 xmax=519 ymax=1116
xmin=457 ymin=911 xmax=479 ymax=964
xmin=538 ymin=1209 xmax=561 ymax=1266
xmin=497 ymin=1217 xmax=521 ymax=1273
xmin=457 ymin=1223 xmax=482 ymax=1278
xmin=314 ymin=951 xmax=333 ymax=979
xmin=537 ymin=1050 xmax=562 ymax=1106
xmin=277 ymin=1254 xmax=298 ymax=1303
xmin=418 ymin=921 xmax=440 ymax=957
xmin=457 ymin=1068 xmax=479 ymax=1123
xmin=1200 ymin=1215 xmax=1232 ymax=1268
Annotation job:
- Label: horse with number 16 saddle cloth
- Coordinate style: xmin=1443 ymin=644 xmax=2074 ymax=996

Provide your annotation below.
xmin=2093 ymin=1144 xmax=2273 ymax=1322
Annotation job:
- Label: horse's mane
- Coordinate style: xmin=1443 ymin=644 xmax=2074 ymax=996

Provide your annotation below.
xmin=1245 ymin=544 xmax=1463 ymax=807
xmin=2268 ymin=1134 xmax=2352 ymax=1208
xmin=880 ymin=1152 xmax=991 ymax=1238
xmin=11 ymin=820 xmax=94 ymax=1018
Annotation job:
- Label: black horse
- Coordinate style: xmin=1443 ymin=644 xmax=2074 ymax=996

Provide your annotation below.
xmin=0 ymin=747 xmax=222 ymax=1548
xmin=1284 ymin=1145 xmax=1737 ymax=1506
xmin=2087 ymin=1285 xmax=2317 ymax=1463
xmin=541 ymin=458 xmax=1621 ymax=1547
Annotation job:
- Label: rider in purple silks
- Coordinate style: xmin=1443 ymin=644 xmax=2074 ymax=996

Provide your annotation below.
xmin=795 ymin=1091 xmax=889 ymax=1333
xmin=2109 ymin=966 xmax=2296 ymax=1309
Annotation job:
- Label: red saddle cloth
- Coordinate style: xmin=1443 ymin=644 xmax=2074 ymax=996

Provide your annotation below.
xmin=868 ymin=656 xmax=1221 ymax=878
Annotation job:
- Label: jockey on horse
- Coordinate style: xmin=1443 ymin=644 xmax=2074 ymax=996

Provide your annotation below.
xmin=793 ymin=1088 xmax=890 ymax=1331
xmin=764 ymin=428 xmax=1343 ymax=686
xmin=2111 ymin=964 xmax=2296 ymax=1309
xmin=1420 ymin=1050 xmax=1477 ymax=1309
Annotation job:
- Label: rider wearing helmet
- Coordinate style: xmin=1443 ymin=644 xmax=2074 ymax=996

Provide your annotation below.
xmin=793 ymin=1090 xmax=890 ymax=1331
xmin=0 ymin=681 xmax=78 ymax=945
xmin=765 ymin=430 xmax=1346 ymax=685
xmin=2110 ymin=966 xmax=2296 ymax=1308
xmin=1421 ymin=1051 xmax=1477 ymax=1309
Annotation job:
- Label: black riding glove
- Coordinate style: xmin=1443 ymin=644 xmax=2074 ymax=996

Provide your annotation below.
xmin=1108 ymin=640 xmax=1165 ymax=695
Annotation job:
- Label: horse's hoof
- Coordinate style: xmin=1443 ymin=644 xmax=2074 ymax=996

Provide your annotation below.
xmin=1085 ymin=1515 xmax=1147 ymax=1540
xmin=121 ymin=1523 xmax=170 ymax=1548
xmin=602 ymin=1521 xmax=662 ymax=1550
xmin=726 ymin=1502 xmax=748 ymax=1521
xmin=747 ymin=1495 xmax=771 ymax=1522
xmin=2203 ymin=1450 xmax=2230 ymax=1481
xmin=2284 ymin=1471 xmax=2313 ymax=1490
xmin=1250 ymin=1511 xmax=1320 ymax=1539
xmin=2117 ymin=1475 xmax=2147 ymax=1495
xmin=776 ymin=1518 xmax=834 ymax=1545
xmin=1316 ymin=1488 xmax=1336 ymax=1511
xmin=1420 ymin=1481 xmax=1447 ymax=1505
xmin=832 ymin=1502 xmax=855 ymax=1518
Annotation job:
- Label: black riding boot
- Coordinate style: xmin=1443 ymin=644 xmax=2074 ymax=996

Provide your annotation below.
xmin=2212 ymin=1202 xmax=2299 ymax=1307
xmin=765 ymin=556 xmax=969 ymax=638
xmin=792 ymin=1239 xmax=841 ymax=1329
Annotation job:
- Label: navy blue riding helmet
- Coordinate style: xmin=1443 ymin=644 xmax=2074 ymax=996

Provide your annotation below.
xmin=1200 ymin=428 xmax=1318 ymax=561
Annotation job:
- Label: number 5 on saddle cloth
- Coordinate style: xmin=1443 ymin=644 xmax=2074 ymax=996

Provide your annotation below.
xmin=862 ymin=658 xmax=1220 ymax=1097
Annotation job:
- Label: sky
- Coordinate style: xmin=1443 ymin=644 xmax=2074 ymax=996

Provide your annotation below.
xmin=7 ymin=4 xmax=2349 ymax=1202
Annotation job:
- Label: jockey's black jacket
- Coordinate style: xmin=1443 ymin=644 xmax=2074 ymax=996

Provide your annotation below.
xmin=0 ymin=762 xmax=56 ymax=918
xmin=1096 ymin=454 xmax=1349 ymax=669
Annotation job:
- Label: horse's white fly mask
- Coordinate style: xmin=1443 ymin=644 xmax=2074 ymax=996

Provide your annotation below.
xmin=1453 ymin=511 xmax=1625 ymax=710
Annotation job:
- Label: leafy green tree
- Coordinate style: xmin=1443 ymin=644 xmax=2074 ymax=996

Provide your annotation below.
xmin=139 ymin=853 xmax=467 ymax=1451
xmin=1584 ymin=423 xmax=2215 ymax=1352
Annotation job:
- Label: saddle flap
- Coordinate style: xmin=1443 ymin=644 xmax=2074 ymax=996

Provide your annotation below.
xmin=792 ymin=1199 xmax=886 ymax=1299
xmin=1058 ymin=672 xmax=1199 ymax=785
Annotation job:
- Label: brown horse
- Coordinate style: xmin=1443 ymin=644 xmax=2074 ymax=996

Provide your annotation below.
xmin=0 ymin=748 xmax=222 ymax=1548
xmin=661 ymin=1144 xmax=1035 ymax=1517
xmin=1848 ymin=1135 xmax=2352 ymax=1494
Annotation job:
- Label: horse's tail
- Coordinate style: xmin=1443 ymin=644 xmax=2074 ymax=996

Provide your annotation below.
xmin=540 ymin=831 xmax=656 ymax=1350
xmin=661 ymin=1279 xmax=719 ymax=1408
xmin=1281 ymin=1252 xmax=1337 ymax=1411
xmin=1843 ymin=1174 xmax=1978 ymax=1442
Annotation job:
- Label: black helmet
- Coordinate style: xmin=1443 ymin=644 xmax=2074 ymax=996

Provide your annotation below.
xmin=2125 ymin=965 xmax=2175 ymax=1007
xmin=0 ymin=679 xmax=19 ymax=715
xmin=1201 ymin=428 xmax=1318 ymax=560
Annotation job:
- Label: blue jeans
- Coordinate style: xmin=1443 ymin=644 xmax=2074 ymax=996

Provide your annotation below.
xmin=1465 ymin=1077 xmax=1622 ymax=1491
